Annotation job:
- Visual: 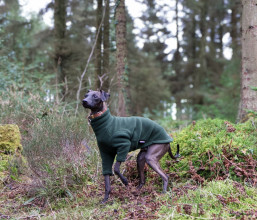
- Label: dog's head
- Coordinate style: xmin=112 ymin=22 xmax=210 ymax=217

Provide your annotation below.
xmin=82 ymin=90 xmax=110 ymax=111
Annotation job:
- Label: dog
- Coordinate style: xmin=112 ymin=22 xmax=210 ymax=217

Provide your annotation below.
xmin=82 ymin=90 xmax=180 ymax=203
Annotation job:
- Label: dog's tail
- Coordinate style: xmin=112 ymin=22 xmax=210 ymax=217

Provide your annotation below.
xmin=168 ymin=144 xmax=180 ymax=160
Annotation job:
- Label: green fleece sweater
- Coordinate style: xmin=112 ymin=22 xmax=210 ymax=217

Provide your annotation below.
xmin=90 ymin=109 xmax=173 ymax=175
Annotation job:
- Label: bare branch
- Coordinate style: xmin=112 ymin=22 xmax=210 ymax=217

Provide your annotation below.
xmin=75 ymin=0 xmax=107 ymax=115
xmin=98 ymin=73 xmax=108 ymax=89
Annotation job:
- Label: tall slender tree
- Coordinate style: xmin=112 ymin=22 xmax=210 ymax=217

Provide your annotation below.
xmin=170 ymin=0 xmax=184 ymax=120
xmin=230 ymin=0 xmax=241 ymax=59
xmin=115 ymin=0 xmax=127 ymax=116
xmin=95 ymin=0 xmax=103 ymax=89
xmin=238 ymin=0 xmax=257 ymax=120
xmin=103 ymin=0 xmax=110 ymax=91
xmin=54 ymin=0 xmax=67 ymax=99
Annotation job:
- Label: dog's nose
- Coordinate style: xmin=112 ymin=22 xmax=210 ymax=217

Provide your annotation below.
xmin=82 ymin=99 xmax=90 ymax=108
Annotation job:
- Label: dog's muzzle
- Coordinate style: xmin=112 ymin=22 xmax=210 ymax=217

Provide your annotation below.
xmin=82 ymin=99 xmax=90 ymax=108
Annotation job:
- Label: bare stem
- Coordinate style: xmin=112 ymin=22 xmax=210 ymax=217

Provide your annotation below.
xmin=75 ymin=0 xmax=107 ymax=115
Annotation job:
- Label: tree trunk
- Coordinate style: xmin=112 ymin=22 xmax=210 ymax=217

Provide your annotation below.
xmin=192 ymin=0 xmax=207 ymax=105
xmin=54 ymin=0 xmax=67 ymax=99
xmin=230 ymin=0 xmax=241 ymax=59
xmin=54 ymin=0 xmax=66 ymax=99
xmin=174 ymin=0 xmax=182 ymax=120
xmin=103 ymin=0 xmax=110 ymax=91
xmin=115 ymin=0 xmax=127 ymax=116
xmin=238 ymin=0 xmax=257 ymax=121
xmin=95 ymin=0 xmax=103 ymax=90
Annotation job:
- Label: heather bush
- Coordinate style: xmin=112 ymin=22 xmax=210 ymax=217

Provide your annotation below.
xmin=0 ymin=89 xmax=100 ymax=200
xmin=23 ymin=114 xmax=100 ymax=199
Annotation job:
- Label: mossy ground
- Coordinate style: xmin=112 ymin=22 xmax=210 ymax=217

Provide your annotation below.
xmin=0 ymin=105 xmax=256 ymax=219
xmin=0 ymin=124 xmax=24 ymax=182
xmin=1 ymin=174 xmax=256 ymax=219
xmin=161 ymin=118 xmax=257 ymax=185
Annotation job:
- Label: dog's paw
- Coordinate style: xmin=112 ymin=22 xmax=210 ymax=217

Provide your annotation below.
xmin=100 ymin=198 xmax=109 ymax=204
xmin=137 ymin=183 xmax=144 ymax=189
xmin=123 ymin=180 xmax=128 ymax=186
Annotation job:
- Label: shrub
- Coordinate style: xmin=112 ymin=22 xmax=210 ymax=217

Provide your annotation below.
xmin=162 ymin=118 xmax=257 ymax=185
xmin=0 ymin=88 xmax=100 ymax=200
xmin=23 ymin=113 xmax=100 ymax=200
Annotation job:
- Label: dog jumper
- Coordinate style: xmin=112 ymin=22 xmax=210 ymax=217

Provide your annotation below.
xmin=90 ymin=109 xmax=173 ymax=175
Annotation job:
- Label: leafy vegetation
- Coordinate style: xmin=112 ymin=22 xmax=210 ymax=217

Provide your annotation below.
xmin=1 ymin=89 xmax=256 ymax=219
xmin=0 ymin=0 xmax=256 ymax=219
xmin=161 ymin=118 xmax=257 ymax=185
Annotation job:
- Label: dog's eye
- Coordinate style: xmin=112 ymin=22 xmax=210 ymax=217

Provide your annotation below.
xmin=93 ymin=94 xmax=98 ymax=99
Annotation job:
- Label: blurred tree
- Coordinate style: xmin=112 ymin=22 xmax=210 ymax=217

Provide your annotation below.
xmin=229 ymin=0 xmax=241 ymax=59
xmin=140 ymin=0 xmax=171 ymax=72
xmin=177 ymin=0 xmax=241 ymax=120
xmin=0 ymin=0 xmax=243 ymax=120
xmin=238 ymin=0 xmax=257 ymax=120
xmin=169 ymin=0 xmax=185 ymax=120
xmin=65 ymin=0 xmax=95 ymax=96
xmin=94 ymin=0 xmax=110 ymax=91
xmin=54 ymin=0 xmax=68 ymax=100
xmin=102 ymin=0 xmax=110 ymax=91
xmin=126 ymin=11 xmax=170 ymax=116
xmin=0 ymin=0 xmax=53 ymax=94
xmin=115 ymin=0 xmax=127 ymax=116
xmin=95 ymin=0 xmax=103 ymax=89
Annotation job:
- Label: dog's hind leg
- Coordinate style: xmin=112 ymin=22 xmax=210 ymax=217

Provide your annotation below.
xmin=137 ymin=149 xmax=147 ymax=189
xmin=145 ymin=143 xmax=170 ymax=193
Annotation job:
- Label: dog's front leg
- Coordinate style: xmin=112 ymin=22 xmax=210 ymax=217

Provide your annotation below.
xmin=102 ymin=175 xmax=111 ymax=203
xmin=114 ymin=161 xmax=128 ymax=186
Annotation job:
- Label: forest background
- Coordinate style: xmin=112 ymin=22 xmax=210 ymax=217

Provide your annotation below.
xmin=1 ymin=0 xmax=257 ymax=219
xmin=0 ymin=0 xmax=243 ymax=121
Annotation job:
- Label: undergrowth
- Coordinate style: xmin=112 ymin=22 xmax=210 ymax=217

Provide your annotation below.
xmin=0 ymin=89 xmax=99 ymax=201
xmin=161 ymin=118 xmax=257 ymax=185
xmin=159 ymin=179 xmax=257 ymax=219
xmin=23 ymin=115 xmax=100 ymax=201
xmin=1 ymin=89 xmax=257 ymax=219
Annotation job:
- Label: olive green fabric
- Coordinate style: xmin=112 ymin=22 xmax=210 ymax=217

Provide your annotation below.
xmin=90 ymin=109 xmax=173 ymax=175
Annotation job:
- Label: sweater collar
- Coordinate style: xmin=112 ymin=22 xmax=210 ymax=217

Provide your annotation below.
xmin=89 ymin=109 xmax=112 ymax=130
xmin=88 ymin=107 xmax=108 ymax=122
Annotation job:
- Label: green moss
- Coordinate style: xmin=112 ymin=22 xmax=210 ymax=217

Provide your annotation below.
xmin=159 ymin=180 xmax=257 ymax=219
xmin=0 ymin=124 xmax=23 ymax=181
xmin=0 ymin=124 xmax=22 ymax=153
xmin=162 ymin=118 xmax=257 ymax=183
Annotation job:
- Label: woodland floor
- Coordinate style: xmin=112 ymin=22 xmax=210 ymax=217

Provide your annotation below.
xmin=1 ymin=169 xmax=257 ymax=220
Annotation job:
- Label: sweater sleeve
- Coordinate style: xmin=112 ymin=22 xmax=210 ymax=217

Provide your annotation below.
xmin=112 ymin=130 xmax=131 ymax=162
xmin=99 ymin=149 xmax=116 ymax=175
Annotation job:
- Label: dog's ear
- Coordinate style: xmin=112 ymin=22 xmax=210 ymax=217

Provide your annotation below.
xmin=87 ymin=89 xmax=93 ymax=93
xmin=100 ymin=90 xmax=110 ymax=102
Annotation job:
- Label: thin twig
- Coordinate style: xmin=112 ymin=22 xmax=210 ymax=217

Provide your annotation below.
xmin=75 ymin=0 xmax=107 ymax=115
xmin=98 ymin=73 xmax=108 ymax=89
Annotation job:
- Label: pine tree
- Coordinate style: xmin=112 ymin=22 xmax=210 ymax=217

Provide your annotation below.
xmin=95 ymin=0 xmax=103 ymax=89
xmin=54 ymin=0 xmax=67 ymax=99
xmin=102 ymin=0 xmax=110 ymax=92
xmin=115 ymin=0 xmax=127 ymax=116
